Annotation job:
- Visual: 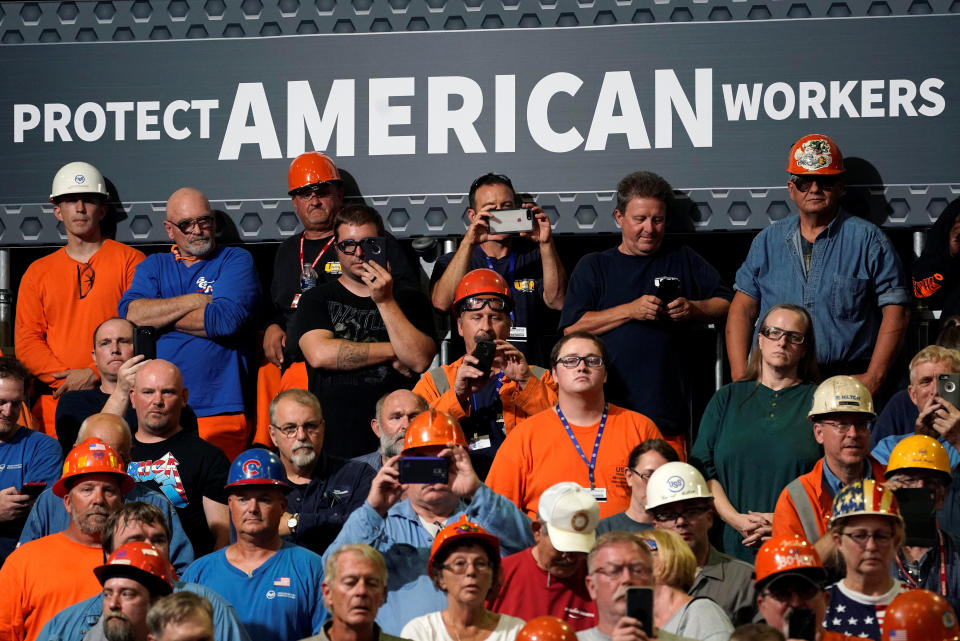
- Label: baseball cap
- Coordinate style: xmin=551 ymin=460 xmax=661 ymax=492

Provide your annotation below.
xmin=538 ymin=482 xmax=600 ymax=554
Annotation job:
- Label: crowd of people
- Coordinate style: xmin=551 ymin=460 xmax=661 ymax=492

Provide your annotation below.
xmin=2 ymin=132 xmax=960 ymax=641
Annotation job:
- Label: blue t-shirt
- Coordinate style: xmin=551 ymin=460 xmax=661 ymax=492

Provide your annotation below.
xmin=0 ymin=427 xmax=62 ymax=562
xmin=181 ymin=541 xmax=327 ymax=641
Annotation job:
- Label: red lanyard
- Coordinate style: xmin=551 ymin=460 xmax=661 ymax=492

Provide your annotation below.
xmin=299 ymin=234 xmax=335 ymax=272
xmin=896 ymin=527 xmax=947 ymax=596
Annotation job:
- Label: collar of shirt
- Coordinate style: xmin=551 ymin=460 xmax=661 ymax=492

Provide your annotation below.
xmin=821 ymin=457 xmax=873 ymax=498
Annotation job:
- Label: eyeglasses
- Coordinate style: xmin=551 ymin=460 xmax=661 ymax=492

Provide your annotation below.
xmin=819 ymin=420 xmax=872 ymax=434
xmin=592 ymin=563 xmax=651 ymax=579
xmin=628 ymin=468 xmax=655 ymax=481
xmin=291 ymin=184 xmax=337 ymax=200
xmin=442 ymin=558 xmax=493 ymax=574
xmin=335 ymin=237 xmax=383 ymax=256
xmin=458 ymin=296 xmax=509 ymax=312
xmin=652 ymin=505 xmax=712 ymax=523
xmin=77 ymin=263 xmax=95 ymax=299
xmin=556 ymin=355 xmax=604 ymax=369
xmin=170 ymin=215 xmax=215 ymax=234
xmin=759 ymin=325 xmax=805 ymax=345
xmin=840 ymin=530 xmax=895 ymax=547
xmin=790 ymin=175 xmax=840 ymax=193
xmin=270 ymin=421 xmax=324 ymax=438
xmin=761 ymin=581 xmax=821 ymax=602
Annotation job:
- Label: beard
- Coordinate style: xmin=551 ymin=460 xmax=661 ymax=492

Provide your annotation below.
xmin=379 ymin=431 xmax=405 ymax=458
xmin=104 ymin=613 xmax=136 ymax=641
xmin=74 ymin=506 xmax=109 ymax=536
xmin=289 ymin=441 xmax=317 ymax=468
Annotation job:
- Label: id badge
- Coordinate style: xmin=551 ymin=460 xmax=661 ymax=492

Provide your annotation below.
xmin=509 ymin=326 xmax=528 ymax=339
xmin=589 ymin=487 xmax=608 ymax=502
xmin=290 ymin=293 xmax=301 ymax=309
xmin=300 ymin=265 xmax=318 ymax=291
xmin=469 ymin=435 xmax=492 ymax=451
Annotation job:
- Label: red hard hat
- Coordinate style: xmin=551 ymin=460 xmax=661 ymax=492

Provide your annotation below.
xmin=427 ymin=514 xmax=500 ymax=577
xmin=402 ymin=409 xmax=468 ymax=453
xmin=881 ymin=589 xmax=960 ymax=641
xmin=288 ymin=151 xmax=342 ymax=195
xmin=755 ymin=535 xmax=826 ymax=589
xmin=94 ymin=541 xmax=175 ymax=596
xmin=517 ymin=617 xmax=578 ymax=641
xmin=453 ymin=269 xmax=513 ymax=315
xmin=52 ymin=438 xmax=135 ymax=498
xmin=786 ymin=134 xmax=845 ymax=175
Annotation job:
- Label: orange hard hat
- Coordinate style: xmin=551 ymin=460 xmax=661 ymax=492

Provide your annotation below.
xmin=402 ymin=409 xmax=467 ymax=453
xmin=53 ymin=438 xmax=135 ymax=498
xmin=94 ymin=541 xmax=175 ymax=596
xmin=427 ymin=514 xmax=500 ymax=577
xmin=453 ymin=269 xmax=513 ymax=315
xmin=288 ymin=151 xmax=342 ymax=195
xmin=881 ymin=589 xmax=960 ymax=641
xmin=517 ymin=617 xmax=578 ymax=641
xmin=755 ymin=535 xmax=826 ymax=589
xmin=787 ymin=134 xmax=845 ymax=175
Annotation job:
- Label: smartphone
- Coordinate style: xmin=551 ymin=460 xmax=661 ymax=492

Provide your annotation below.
xmin=398 ymin=456 xmax=449 ymax=484
xmin=938 ymin=373 xmax=960 ymax=407
xmin=487 ymin=208 xmax=534 ymax=235
xmin=625 ymin=587 xmax=653 ymax=637
xmin=19 ymin=482 xmax=46 ymax=497
xmin=472 ymin=340 xmax=497 ymax=374
xmin=895 ymin=486 xmax=939 ymax=547
xmin=787 ymin=608 xmax=817 ymax=641
xmin=654 ymin=276 xmax=680 ymax=304
xmin=133 ymin=326 xmax=157 ymax=360
xmin=361 ymin=236 xmax=389 ymax=270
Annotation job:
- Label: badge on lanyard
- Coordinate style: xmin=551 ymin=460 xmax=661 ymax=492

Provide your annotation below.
xmin=589 ymin=487 xmax=608 ymax=502
xmin=468 ymin=434 xmax=492 ymax=451
xmin=300 ymin=265 xmax=319 ymax=292
xmin=509 ymin=326 xmax=528 ymax=339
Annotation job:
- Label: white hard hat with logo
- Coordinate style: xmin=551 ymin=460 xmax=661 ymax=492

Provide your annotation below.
xmin=645 ymin=461 xmax=713 ymax=511
xmin=808 ymin=375 xmax=875 ymax=419
xmin=50 ymin=161 xmax=108 ymax=201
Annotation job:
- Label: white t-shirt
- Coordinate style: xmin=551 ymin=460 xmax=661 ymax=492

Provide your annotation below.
xmin=401 ymin=611 xmax=525 ymax=641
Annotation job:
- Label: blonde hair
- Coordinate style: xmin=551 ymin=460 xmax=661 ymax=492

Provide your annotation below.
xmin=909 ymin=346 xmax=960 ymax=384
xmin=639 ymin=529 xmax=696 ymax=592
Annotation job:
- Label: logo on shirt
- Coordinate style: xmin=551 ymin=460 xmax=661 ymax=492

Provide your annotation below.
xmin=195 ymin=276 xmax=215 ymax=294
xmin=128 ymin=453 xmax=188 ymax=508
xmin=324 ymin=261 xmax=342 ymax=275
xmin=513 ymin=279 xmax=536 ymax=293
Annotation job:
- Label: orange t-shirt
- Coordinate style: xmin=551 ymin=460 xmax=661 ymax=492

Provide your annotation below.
xmin=486 ymin=403 xmax=663 ymax=519
xmin=15 ymin=239 xmax=144 ymax=386
xmin=0 ymin=532 xmax=105 ymax=641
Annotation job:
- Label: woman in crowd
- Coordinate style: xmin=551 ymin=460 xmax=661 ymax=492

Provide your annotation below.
xmin=595 ymin=439 xmax=678 ymax=534
xmin=640 ymin=529 xmax=733 ymax=641
xmin=690 ymin=303 xmax=821 ymax=561
xmin=402 ymin=516 xmax=525 ymax=641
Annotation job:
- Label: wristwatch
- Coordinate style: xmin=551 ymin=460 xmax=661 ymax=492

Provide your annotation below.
xmin=287 ymin=513 xmax=300 ymax=534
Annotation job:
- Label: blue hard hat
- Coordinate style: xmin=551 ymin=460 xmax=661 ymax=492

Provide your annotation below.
xmin=226 ymin=448 xmax=292 ymax=492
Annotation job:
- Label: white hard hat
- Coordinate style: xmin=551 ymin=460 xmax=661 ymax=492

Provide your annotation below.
xmin=808 ymin=375 xmax=875 ymax=419
xmin=50 ymin=161 xmax=108 ymax=201
xmin=645 ymin=461 xmax=712 ymax=511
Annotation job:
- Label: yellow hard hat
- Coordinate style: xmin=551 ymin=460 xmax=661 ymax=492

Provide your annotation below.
xmin=887 ymin=434 xmax=952 ymax=478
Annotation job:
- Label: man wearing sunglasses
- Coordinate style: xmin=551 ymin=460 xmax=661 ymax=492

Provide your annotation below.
xmin=295 ymin=205 xmax=436 ymax=460
xmin=16 ymin=161 xmax=145 ymax=437
xmin=119 ymin=187 xmax=260 ymax=462
xmin=728 ymin=134 xmax=910 ymax=399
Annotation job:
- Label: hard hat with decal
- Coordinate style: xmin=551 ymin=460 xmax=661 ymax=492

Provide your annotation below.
xmin=829 ymin=479 xmax=902 ymax=527
xmin=52 ymin=438 xmax=135 ymax=498
xmin=226 ymin=448 xmax=291 ymax=492
xmin=427 ymin=514 xmax=500 ymax=577
xmin=786 ymin=134 xmax=845 ymax=175
xmin=402 ymin=409 xmax=468 ymax=453
xmin=517 ymin=617 xmax=578 ymax=641
xmin=754 ymin=535 xmax=826 ymax=590
xmin=881 ymin=589 xmax=960 ymax=641
xmin=453 ymin=269 xmax=514 ymax=316
xmin=288 ymin=151 xmax=342 ymax=195
xmin=808 ymin=375 xmax=875 ymax=419
xmin=887 ymin=434 xmax=952 ymax=480
xmin=644 ymin=461 xmax=713 ymax=511
xmin=94 ymin=541 xmax=174 ymax=596
xmin=50 ymin=161 xmax=109 ymax=201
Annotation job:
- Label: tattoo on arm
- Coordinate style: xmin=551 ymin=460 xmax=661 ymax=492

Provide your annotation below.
xmin=336 ymin=342 xmax=370 ymax=370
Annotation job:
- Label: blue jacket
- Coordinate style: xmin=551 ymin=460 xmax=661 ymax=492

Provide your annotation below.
xmin=18 ymin=484 xmax=194 ymax=574
xmin=734 ymin=210 xmax=910 ymax=367
xmin=323 ymin=484 xmax=535 ymax=635
xmin=36 ymin=580 xmax=250 ymax=641
xmin=117 ymin=245 xmax=260 ymax=416
xmin=0 ymin=427 xmax=62 ymax=562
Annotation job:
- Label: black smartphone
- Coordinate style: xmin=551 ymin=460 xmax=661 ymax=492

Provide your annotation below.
xmin=398 ymin=456 xmax=449 ymax=484
xmin=625 ymin=587 xmax=653 ymax=636
xmin=361 ymin=236 xmax=389 ymax=270
xmin=654 ymin=276 xmax=680 ymax=304
xmin=894 ymin=486 xmax=939 ymax=547
xmin=472 ymin=340 xmax=497 ymax=375
xmin=938 ymin=373 xmax=960 ymax=407
xmin=787 ymin=607 xmax=817 ymax=641
xmin=19 ymin=482 xmax=47 ymax=497
xmin=133 ymin=326 xmax=157 ymax=360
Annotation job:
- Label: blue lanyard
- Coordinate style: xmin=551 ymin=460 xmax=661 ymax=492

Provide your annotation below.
xmin=471 ymin=371 xmax=506 ymax=412
xmin=484 ymin=251 xmax=516 ymax=325
xmin=555 ymin=403 xmax=609 ymax=489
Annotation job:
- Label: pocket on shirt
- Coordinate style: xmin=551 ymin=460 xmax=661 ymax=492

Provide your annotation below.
xmin=832 ymin=275 xmax=869 ymax=321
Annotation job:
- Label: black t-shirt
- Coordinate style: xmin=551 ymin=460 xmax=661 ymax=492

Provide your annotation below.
xmin=430 ymin=240 xmax=558 ymax=366
xmin=129 ymin=429 xmax=230 ymax=557
xmin=293 ymin=280 xmax=436 ymax=459
xmin=55 ymin=387 xmax=200 ymax=457
xmin=269 ymin=232 xmax=421 ymax=365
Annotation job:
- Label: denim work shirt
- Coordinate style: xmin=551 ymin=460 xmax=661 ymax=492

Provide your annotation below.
xmin=734 ymin=210 xmax=910 ymax=366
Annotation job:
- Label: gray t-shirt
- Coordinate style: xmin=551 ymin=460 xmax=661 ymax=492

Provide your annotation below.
xmin=576 ymin=625 xmax=693 ymax=641
xmin=595 ymin=511 xmax=653 ymax=535
xmin=660 ymin=597 xmax=733 ymax=641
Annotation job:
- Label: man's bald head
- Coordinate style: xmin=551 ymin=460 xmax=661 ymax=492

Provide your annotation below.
xmin=78 ymin=413 xmax=132 ymax=463
xmin=131 ymin=359 xmax=187 ymax=439
xmin=166 ymin=187 xmax=210 ymax=218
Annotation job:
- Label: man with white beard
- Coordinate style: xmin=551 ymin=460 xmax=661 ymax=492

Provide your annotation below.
xmin=354 ymin=390 xmax=429 ymax=472
xmin=268 ymin=389 xmax=376 ymax=554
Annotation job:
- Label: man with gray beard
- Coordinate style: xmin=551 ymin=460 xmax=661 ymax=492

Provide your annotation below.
xmin=354 ymin=390 xmax=429 ymax=472
xmin=269 ymin=389 xmax=376 ymax=555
